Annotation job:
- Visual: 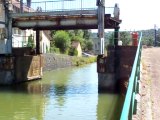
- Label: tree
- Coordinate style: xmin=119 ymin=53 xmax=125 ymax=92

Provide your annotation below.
xmin=83 ymin=30 xmax=91 ymax=40
xmin=68 ymin=47 xmax=78 ymax=56
xmin=54 ymin=31 xmax=71 ymax=53
xmin=27 ymin=34 xmax=35 ymax=48
xmin=120 ymin=32 xmax=131 ymax=45
xmin=107 ymin=31 xmax=131 ymax=46
xmin=108 ymin=33 xmax=114 ymax=46
xmin=142 ymin=36 xmax=154 ymax=46
xmin=85 ymin=40 xmax=93 ymax=51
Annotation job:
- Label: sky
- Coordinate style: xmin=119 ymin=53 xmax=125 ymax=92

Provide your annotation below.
xmin=107 ymin=0 xmax=159 ymax=31
xmin=30 ymin=0 xmax=159 ymax=31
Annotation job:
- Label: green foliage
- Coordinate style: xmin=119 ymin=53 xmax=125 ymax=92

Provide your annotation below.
xmin=69 ymin=48 xmax=78 ymax=56
xmin=71 ymin=56 xmax=96 ymax=66
xmin=51 ymin=30 xmax=92 ymax=53
xmin=120 ymin=32 xmax=131 ymax=45
xmin=27 ymin=34 xmax=35 ymax=48
xmin=108 ymin=33 xmax=114 ymax=46
xmin=142 ymin=36 xmax=154 ymax=46
xmin=106 ymin=31 xmax=131 ymax=46
xmin=46 ymin=46 xmax=50 ymax=53
xmin=71 ymin=36 xmax=84 ymax=44
xmin=83 ymin=30 xmax=91 ymax=40
xmin=140 ymin=29 xmax=160 ymax=46
xmin=50 ymin=46 xmax=60 ymax=53
xmin=54 ymin=31 xmax=71 ymax=53
xmin=85 ymin=40 xmax=93 ymax=50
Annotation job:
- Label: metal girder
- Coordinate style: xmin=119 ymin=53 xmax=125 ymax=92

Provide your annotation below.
xmin=12 ymin=15 xmax=121 ymax=30
xmin=13 ymin=18 xmax=98 ymax=30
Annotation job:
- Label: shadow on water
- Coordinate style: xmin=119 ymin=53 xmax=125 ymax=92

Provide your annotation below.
xmin=0 ymin=68 xmax=72 ymax=120
xmin=0 ymin=66 xmax=73 ymax=94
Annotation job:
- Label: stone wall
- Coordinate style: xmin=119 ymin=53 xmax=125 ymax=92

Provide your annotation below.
xmin=43 ymin=53 xmax=72 ymax=71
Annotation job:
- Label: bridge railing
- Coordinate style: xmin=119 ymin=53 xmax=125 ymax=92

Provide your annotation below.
xmin=105 ymin=7 xmax=114 ymax=17
xmin=120 ymin=32 xmax=142 ymax=120
xmin=11 ymin=0 xmax=97 ymax=13
xmin=11 ymin=0 xmax=115 ymax=16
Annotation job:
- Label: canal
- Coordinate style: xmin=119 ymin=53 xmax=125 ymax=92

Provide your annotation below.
xmin=0 ymin=63 xmax=122 ymax=120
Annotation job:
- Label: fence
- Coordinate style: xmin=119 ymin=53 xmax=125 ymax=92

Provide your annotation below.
xmin=120 ymin=32 xmax=142 ymax=120
xmin=11 ymin=0 xmax=114 ymax=16
xmin=12 ymin=0 xmax=97 ymax=12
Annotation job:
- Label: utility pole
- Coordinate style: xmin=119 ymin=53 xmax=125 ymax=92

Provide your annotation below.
xmin=154 ymin=24 xmax=157 ymax=47
xmin=97 ymin=0 xmax=105 ymax=55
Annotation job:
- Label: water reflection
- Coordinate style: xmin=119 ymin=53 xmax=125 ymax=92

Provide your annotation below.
xmin=0 ymin=63 xmax=122 ymax=120
xmin=0 ymin=86 xmax=45 ymax=120
xmin=97 ymin=94 xmax=123 ymax=120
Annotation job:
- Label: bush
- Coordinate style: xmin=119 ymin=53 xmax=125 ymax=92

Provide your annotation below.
xmin=27 ymin=34 xmax=35 ymax=48
xmin=54 ymin=31 xmax=71 ymax=53
xmin=71 ymin=56 xmax=96 ymax=66
xmin=69 ymin=48 xmax=78 ymax=56
xmin=50 ymin=46 xmax=60 ymax=53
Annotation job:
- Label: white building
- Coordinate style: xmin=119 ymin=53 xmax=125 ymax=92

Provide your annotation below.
xmin=0 ymin=0 xmax=51 ymax=54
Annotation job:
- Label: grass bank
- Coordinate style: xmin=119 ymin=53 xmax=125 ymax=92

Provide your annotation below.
xmin=71 ymin=56 xmax=97 ymax=66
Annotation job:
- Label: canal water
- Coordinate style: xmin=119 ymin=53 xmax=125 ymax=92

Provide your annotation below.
xmin=0 ymin=63 xmax=122 ymax=120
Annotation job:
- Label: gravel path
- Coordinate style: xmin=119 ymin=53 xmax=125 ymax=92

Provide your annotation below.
xmin=134 ymin=47 xmax=160 ymax=120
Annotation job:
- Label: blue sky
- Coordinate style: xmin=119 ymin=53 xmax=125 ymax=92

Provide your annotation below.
xmin=30 ymin=0 xmax=159 ymax=31
xmin=112 ymin=0 xmax=159 ymax=31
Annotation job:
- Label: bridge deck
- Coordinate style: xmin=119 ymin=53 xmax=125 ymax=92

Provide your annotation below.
xmin=11 ymin=10 xmax=121 ymax=30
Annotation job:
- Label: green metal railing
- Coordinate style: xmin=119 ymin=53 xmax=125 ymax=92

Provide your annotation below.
xmin=120 ymin=32 xmax=142 ymax=120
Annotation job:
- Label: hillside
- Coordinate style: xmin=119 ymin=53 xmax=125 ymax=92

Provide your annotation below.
xmin=91 ymin=29 xmax=160 ymax=46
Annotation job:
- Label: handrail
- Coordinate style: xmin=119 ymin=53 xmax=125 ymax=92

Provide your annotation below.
xmin=120 ymin=32 xmax=142 ymax=120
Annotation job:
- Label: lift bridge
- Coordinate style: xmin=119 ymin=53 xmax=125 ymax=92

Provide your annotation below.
xmin=0 ymin=1 xmax=143 ymax=119
xmin=7 ymin=0 xmax=121 ymax=54
xmin=0 ymin=0 xmax=121 ymax=84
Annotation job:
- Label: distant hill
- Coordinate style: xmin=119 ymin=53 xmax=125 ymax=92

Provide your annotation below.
xmin=139 ymin=29 xmax=160 ymax=46
xmin=91 ymin=29 xmax=160 ymax=46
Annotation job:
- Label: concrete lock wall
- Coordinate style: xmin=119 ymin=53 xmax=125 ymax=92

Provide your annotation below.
xmin=0 ymin=56 xmax=14 ymax=85
xmin=98 ymin=46 xmax=137 ymax=93
xmin=0 ymin=54 xmax=43 ymax=85
xmin=14 ymin=55 xmax=43 ymax=83
xmin=0 ymin=52 xmax=75 ymax=85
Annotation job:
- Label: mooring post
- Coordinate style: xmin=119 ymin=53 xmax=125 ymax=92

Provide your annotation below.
xmin=36 ymin=30 xmax=40 ymax=54
xmin=97 ymin=0 xmax=105 ymax=55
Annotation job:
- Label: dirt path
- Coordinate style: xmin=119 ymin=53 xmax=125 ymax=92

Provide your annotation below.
xmin=134 ymin=47 xmax=160 ymax=120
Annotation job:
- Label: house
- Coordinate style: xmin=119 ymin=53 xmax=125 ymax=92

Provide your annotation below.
xmin=71 ymin=41 xmax=82 ymax=57
xmin=0 ymin=0 xmax=50 ymax=53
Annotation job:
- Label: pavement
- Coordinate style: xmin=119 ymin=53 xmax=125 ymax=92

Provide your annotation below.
xmin=133 ymin=47 xmax=160 ymax=120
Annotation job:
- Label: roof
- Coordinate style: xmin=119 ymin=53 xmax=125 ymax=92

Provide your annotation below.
xmin=71 ymin=41 xmax=80 ymax=48
xmin=43 ymin=30 xmax=52 ymax=40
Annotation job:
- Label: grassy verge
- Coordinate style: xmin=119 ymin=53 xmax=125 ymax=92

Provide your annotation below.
xmin=71 ymin=56 xmax=97 ymax=66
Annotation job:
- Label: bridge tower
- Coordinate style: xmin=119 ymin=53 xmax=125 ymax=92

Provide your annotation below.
xmin=97 ymin=0 xmax=105 ymax=55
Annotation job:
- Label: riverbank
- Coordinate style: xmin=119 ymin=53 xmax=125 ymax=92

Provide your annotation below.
xmin=133 ymin=47 xmax=160 ymax=120
xmin=43 ymin=53 xmax=96 ymax=71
